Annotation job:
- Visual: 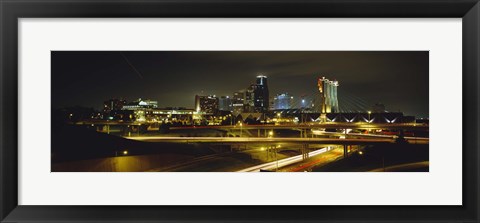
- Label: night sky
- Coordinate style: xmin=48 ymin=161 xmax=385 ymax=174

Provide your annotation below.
xmin=52 ymin=51 xmax=429 ymax=118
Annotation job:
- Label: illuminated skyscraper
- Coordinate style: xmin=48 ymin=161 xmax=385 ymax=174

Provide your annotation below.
xmin=242 ymin=75 xmax=269 ymax=113
xmin=274 ymin=93 xmax=294 ymax=110
xmin=317 ymin=77 xmax=339 ymax=113
xmin=253 ymin=75 xmax=269 ymax=112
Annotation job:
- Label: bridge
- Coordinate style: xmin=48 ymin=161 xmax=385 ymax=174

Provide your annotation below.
xmin=126 ymin=135 xmax=428 ymax=167
xmin=126 ymin=136 xmax=428 ymax=145
xmin=168 ymin=123 xmax=428 ymax=131
xmin=75 ymin=120 xmax=428 ymax=131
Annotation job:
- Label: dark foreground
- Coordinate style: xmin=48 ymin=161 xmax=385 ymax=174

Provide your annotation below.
xmin=312 ymin=143 xmax=429 ymax=172
xmin=52 ymin=124 xmax=429 ymax=172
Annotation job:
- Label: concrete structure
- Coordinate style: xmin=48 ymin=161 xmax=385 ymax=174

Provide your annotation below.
xmin=325 ymin=112 xmax=415 ymax=123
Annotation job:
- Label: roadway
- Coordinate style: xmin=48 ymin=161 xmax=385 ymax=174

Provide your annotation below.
xmin=237 ymin=147 xmax=333 ymax=172
xmin=312 ymin=131 xmax=428 ymax=140
xmin=75 ymin=120 xmax=428 ymax=131
xmin=169 ymin=122 xmax=428 ymax=131
xmin=125 ymin=136 xmax=428 ymax=145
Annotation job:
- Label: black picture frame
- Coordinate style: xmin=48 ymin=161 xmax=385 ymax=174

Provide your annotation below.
xmin=1 ymin=0 xmax=479 ymax=222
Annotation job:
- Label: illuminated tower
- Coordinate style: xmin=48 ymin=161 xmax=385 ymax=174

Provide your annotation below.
xmin=331 ymin=80 xmax=339 ymax=112
xmin=253 ymin=75 xmax=269 ymax=112
xmin=317 ymin=77 xmax=339 ymax=113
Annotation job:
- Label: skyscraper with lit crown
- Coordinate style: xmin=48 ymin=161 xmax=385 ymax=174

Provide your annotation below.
xmin=317 ymin=77 xmax=339 ymax=113
xmin=253 ymin=75 xmax=269 ymax=112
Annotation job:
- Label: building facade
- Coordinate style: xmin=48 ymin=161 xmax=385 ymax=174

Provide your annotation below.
xmin=195 ymin=95 xmax=219 ymax=114
xmin=232 ymin=91 xmax=245 ymax=115
xmin=253 ymin=75 xmax=269 ymax=112
xmin=273 ymin=93 xmax=294 ymax=110
xmin=121 ymin=98 xmax=159 ymax=122
xmin=244 ymin=85 xmax=255 ymax=112
xmin=317 ymin=77 xmax=339 ymax=113
xmin=218 ymin=96 xmax=233 ymax=111
xmin=122 ymin=98 xmax=158 ymax=110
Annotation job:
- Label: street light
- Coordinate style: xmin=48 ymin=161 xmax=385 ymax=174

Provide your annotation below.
xmin=239 ymin=122 xmax=243 ymax=137
xmin=268 ymin=131 xmax=274 ymax=138
xmin=367 ymin=111 xmax=372 ymax=123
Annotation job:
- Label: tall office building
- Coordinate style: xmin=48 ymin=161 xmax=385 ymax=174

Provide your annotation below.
xmin=269 ymin=96 xmax=275 ymax=111
xmin=253 ymin=75 xmax=269 ymax=112
xmin=273 ymin=93 xmax=294 ymax=110
xmin=232 ymin=91 xmax=245 ymax=114
xmin=317 ymin=77 xmax=339 ymax=113
xmin=218 ymin=96 xmax=233 ymax=111
xmin=233 ymin=91 xmax=244 ymax=104
xmin=237 ymin=75 xmax=270 ymax=113
xmin=244 ymin=85 xmax=255 ymax=112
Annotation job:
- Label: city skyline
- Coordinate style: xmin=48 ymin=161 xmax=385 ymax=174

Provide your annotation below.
xmin=51 ymin=51 xmax=430 ymax=173
xmin=52 ymin=51 xmax=429 ymax=117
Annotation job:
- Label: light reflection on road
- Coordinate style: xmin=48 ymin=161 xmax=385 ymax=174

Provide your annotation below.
xmin=237 ymin=147 xmax=331 ymax=172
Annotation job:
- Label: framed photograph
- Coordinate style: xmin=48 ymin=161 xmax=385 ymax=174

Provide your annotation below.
xmin=1 ymin=0 xmax=479 ymax=222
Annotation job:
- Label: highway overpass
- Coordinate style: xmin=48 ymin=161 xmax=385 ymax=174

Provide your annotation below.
xmin=76 ymin=121 xmax=428 ymax=131
xmin=125 ymin=136 xmax=428 ymax=145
